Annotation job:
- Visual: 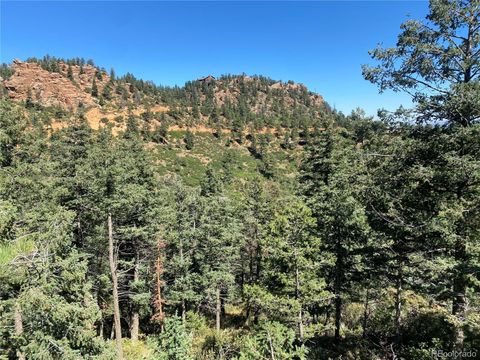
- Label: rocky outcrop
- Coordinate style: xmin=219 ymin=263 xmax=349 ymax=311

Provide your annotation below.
xmin=2 ymin=59 xmax=324 ymax=116
xmin=208 ymin=76 xmax=323 ymax=111
xmin=3 ymin=60 xmax=110 ymax=111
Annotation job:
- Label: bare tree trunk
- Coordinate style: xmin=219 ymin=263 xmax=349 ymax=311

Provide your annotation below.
xmin=110 ymin=320 xmax=115 ymax=340
xmin=245 ymin=299 xmax=252 ymax=327
xmin=267 ymin=329 xmax=276 ymax=360
xmin=298 ymin=305 xmax=304 ymax=342
xmin=130 ymin=252 xmax=139 ymax=341
xmin=108 ymin=214 xmax=124 ymax=360
xmin=99 ymin=320 xmax=104 ymax=339
xmin=14 ymin=301 xmax=25 ymax=360
xmin=216 ymin=286 xmax=221 ymax=332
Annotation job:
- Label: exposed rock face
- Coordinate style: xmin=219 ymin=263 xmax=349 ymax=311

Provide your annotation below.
xmin=208 ymin=76 xmax=323 ymax=111
xmin=3 ymin=60 xmax=110 ymax=111
xmin=2 ymin=59 xmax=324 ymax=116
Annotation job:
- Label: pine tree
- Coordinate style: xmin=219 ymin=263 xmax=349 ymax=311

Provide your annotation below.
xmin=185 ymin=130 xmax=194 ymax=150
xmin=67 ymin=64 xmax=74 ymax=81
xmin=363 ymin=0 xmax=480 ymax=349
xmin=156 ymin=315 xmax=193 ymax=359
xmin=200 ymin=166 xmax=222 ymax=197
xmin=260 ymin=198 xmax=327 ymax=342
xmin=299 ymin=123 xmax=370 ymax=343
xmin=240 ymin=178 xmax=274 ymax=325
xmin=91 ymin=77 xmax=98 ymax=97
xmin=161 ymin=178 xmax=201 ymax=323
xmin=196 ymin=190 xmax=241 ymax=332
xmin=102 ymin=83 xmax=112 ymax=100
xmin=0 ymin=110 xmax=106 ymax=357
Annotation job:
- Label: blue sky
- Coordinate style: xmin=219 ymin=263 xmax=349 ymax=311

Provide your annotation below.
xmin=1 ymin=1 xmax=429 ymax=115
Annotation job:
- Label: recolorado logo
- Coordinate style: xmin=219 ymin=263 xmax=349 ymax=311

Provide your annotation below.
xmin=432 ymin=350 xmax=478 ymax=358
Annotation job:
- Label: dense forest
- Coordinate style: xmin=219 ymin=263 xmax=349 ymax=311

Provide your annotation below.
xmin=1 ymin=0 xmax=480 ymax=359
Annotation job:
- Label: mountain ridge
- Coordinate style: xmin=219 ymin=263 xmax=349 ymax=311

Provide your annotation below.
xmin=0 ymin=57 xmax=329 ymax=136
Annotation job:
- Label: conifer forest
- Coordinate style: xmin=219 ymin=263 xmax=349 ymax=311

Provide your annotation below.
xmin=0 ymin=0 xmax=479 ymax=359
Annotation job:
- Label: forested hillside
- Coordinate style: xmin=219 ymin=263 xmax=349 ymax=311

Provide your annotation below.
xmin=1 ymin=1 xmax=479 ymax=359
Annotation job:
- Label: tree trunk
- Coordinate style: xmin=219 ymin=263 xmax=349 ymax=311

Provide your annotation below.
xmin=245 ymin=303 xmax=251 ymax=326
xmin=216 ymin=286 xmax=221 ymax=332
xmin=298 ymin=304 xmax=304 ymax=342
xmin=452 ymin=238 xmax=467 ymax=351
xmin=14 ymin=301 xmax=25 ymax=360
xmin=221 ymin=288 xmax=227 ymax=318
xmin=130 ymin=252 xmax=139 ymax=341
xmin=267 ymin=329 xmax=276 ymax=360
xmin=108 ymin=214 xmax=124 ymax=360
xmin=110 ymin=320 xmax=115 ymax=340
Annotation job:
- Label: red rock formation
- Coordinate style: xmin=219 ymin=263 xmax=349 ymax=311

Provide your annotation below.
xmin=3 ymin=59 xmax=110 ymax=111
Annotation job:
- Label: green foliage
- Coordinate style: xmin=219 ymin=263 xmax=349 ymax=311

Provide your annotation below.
xmin=238 ymin=322 xmax=307 ymax=360
xmin=155 ymin=316 xmax=193 ymax=360
xmin=185 ymin=130 xmax=194 ymax=150
xmin=91 ymin=77 xmax=98 ymax=97
xmin=2 ymin=4 xmax=480 ymax=357
xmin=102 ymin=83 xmax=113 ymax=101
xmin=257 ymin=153 xmax=275 ymax=179
xmin=67 ymin=64 xmax=74 ymax=81
xmin=362 ymin=0 xmax=480 ymax=126
xmin=0 ymin=63 xmax=14 ymax=79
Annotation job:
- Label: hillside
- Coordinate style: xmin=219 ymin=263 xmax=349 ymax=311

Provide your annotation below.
xmin=1 ymin=56 xmax=329 ymax=135
xmin=0 ymin=56 xmax=333 ymax=184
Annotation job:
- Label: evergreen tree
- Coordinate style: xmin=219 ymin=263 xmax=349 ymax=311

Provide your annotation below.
xmin=161 ymin=178 xmax=202 ymax=323
xmin=102 ymin=83 xmax=112 ymax=100
xmin=299 ymin=124 xmax=370 ymax=343
xmin=196 ymin=189 xmax=241 ymax=332
xmin=363 ymin=0 xmax=480 ymax=349
xmin=91 ymin=77 xmax=98 ymax=97
xmin=240 ymin=178 xmax=275 ymax=325
xmin=66 ymin=64 xmax=74 ymax=81
xmin=249 ymin=198 xmax=328 ymax=343
xmin=184 ymin=130 xmax=194 ymax=150
xmin=156 ymin=315 xmax=193 ymax=360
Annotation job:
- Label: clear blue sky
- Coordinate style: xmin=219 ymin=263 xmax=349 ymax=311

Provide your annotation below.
xmin=1 ymin=1 xmax=429 ymax=115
